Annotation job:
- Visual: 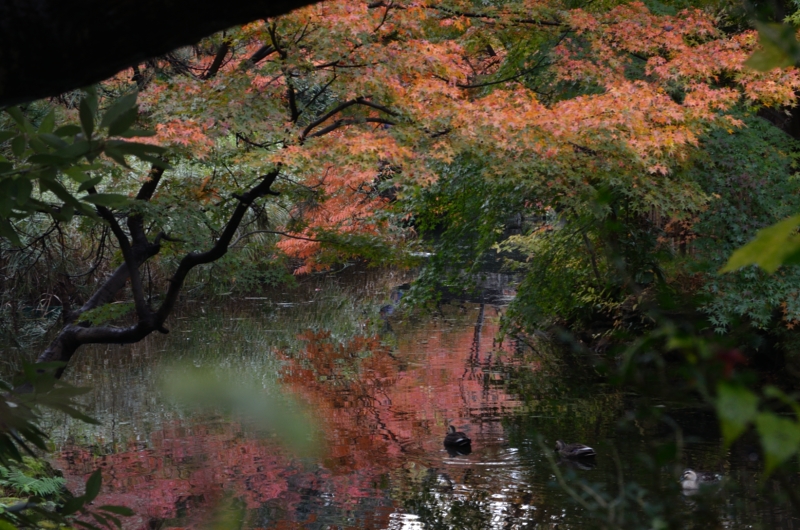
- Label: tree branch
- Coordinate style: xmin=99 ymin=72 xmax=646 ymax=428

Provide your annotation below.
xmin=230 ymin=229 xmax=323 ymax=247
xmin=433 ymin=6 xmax=563 ymax=27
xmin=88 ymin=189 xmax=151 ymax=322
xmin=305 ymin=117 xmax=395 ymax=139
xmin=300 ymin=97 xmax=398 ymax=140
xmin=34 ymin=170 xmax=282 ymax=374
xmin=156 ymin=170 xmax=281 ymax=322
xmin=202 ymin=39 xmax=231 ymax=79
xmin=128 ymin=164 xmax=165 ymax=245
xmin=299 ymin=73 xmax=337 ymax=115
xmin=247 ymin=44 xmax=276 ymax=66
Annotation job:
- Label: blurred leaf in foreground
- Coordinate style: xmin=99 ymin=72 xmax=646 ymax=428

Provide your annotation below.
xmin=746 ymin=22 xmax=800 ymax=71
xmin=720 ymin=214 xmax=800 ymax=273
xmin=162 ymin=365 xmax=319 ymax=456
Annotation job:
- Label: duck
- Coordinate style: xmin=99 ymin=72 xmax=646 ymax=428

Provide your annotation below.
xmin=558 ymin=456 xmax=596 ymax=470
xmin=445 ymin=444 xmax=472 ymax=457
xmin=444 ymin=425 xmax=471 ymax=447
xmin=680 ymin=469 xmax=719 ymax=490
xmin=555 ymin=440 xmax=596 ymax=458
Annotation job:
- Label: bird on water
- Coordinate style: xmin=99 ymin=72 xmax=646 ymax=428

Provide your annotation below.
xmin=444 ymin=425 xmax=471 ymax=447
xmin=555 ymin=440 xmax=596 ymax=458
xmin=680 ymin=469 xmax=719 ymax=490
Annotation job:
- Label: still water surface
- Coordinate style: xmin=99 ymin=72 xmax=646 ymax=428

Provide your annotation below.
xmin=42 ymin=274 xmax=799 ymax=529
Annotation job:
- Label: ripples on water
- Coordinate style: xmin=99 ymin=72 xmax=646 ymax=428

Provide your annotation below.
xmin=36 ymin=273 xmax=800 ymax=529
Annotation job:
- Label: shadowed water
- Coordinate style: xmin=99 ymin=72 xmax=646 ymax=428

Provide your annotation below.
xmin=37 ymin=272 xmax=800 ymax=529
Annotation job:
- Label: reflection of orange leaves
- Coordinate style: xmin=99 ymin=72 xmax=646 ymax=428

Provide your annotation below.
xmin=57 ymin=421 xmax=295 ymax=524
xmin=279 ymin=316 xmax=525 ymax=475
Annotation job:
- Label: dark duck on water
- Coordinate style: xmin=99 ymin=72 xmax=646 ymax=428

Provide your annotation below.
xmin=444 ymin=425 xmax=471 ymax=447
xmin=555 ymin=440 xmax=596 ymax=458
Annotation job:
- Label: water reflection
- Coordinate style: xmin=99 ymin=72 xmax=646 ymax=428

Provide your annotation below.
xmin=37 ymin=279 xmax=800 ymax=529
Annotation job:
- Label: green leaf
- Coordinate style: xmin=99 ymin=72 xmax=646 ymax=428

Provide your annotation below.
xmin=107 ymin=108 xmax=138 ymax=137
xmin=12 ymin=178 xmax=32 ymax=206
xmin=83 ymin=86 xmax=99 ymax=114
xmin=117 ymin=129 xmax=157 ymax=138
xmin=5 ymin=107 xmax=28 ymax=130
xmin=716 ymin=382 xmax=759 ymax=447
xmin=0 ymin=130 xmax=16 ymax=143
xmin=39 ymin=179 xmax=85 ymax=215
xmin=90 ymin=512 xmax=109 ymax=528
xmin=106 ymin=140 xmax=166 ymax=156
xmin=98 ymin=505 xmax=134 ymax=516
xmin=721 ymin=214 xmax=800 ymax=273
xmin=755 ymin=412 xmax=800 ymax=475
xmin=99 ymin=91 xmax=138 ymax=130
xmin=73 ymin=519 xmax=102 ymax=530
xmin=103 ymin=147 xmax=131 ymax=168
xmin=38 ymin=133 xmax=69 ymax=150
xmin=81 ymin=193 xmax=129 ymax=208
xmin=79 ymin=98 xmax=95 ymax=139
xmin=28 ymin=154 xmax=68 ymax=166
xmin=764 ymin=386 xmax=800 ymax=417
xmin=54 ymin=124 xmax=82 ymax=137
xmin=51 ymin=204 xmax=77 ymax=222
xmin=77 ymin=176 xmax=103 ymax=193
xmin=103 ymin=513 xmax=122 ymax=528
xmin=0 ymin=186 xmax=13 ymax=217
xmin=38 ymin=110 xmax=56 ymax=134
xmin=10 ymin=135 xmax=25 ymax=157
xmin=0 ymin=218 xmax=21 ymax=246
xmin=63 ymin=166 xmax=90 ymax=184
xmin=54 ymin=139 xmax=91 ymax=160
xmin=746 ymin=22 xmax=800 ymax=71
xmin=84 ymin=469 xmax=102 ymax=502
xmin=27 ymin=136 xmax=49 ymax=154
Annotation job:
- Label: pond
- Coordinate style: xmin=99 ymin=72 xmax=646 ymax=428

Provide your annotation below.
xmin=40 ymin=271 xmax=800 ymax=529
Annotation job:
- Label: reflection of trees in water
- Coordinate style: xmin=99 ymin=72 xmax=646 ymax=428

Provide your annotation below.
xmin=278 ymin=304 xmax=526 ymax=461
xmin=46 ymin=296 xmax=795 ymax=529
xmin=50 ymin=302 xmax=532 ymax=528
xmin=397 ymin=471 xmax=492 ymax=530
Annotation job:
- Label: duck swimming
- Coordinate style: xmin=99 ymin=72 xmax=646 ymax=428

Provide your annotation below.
xmin=681 ymin=469 xmax=719 ymax=490
xmin=555 ymin=440 xmax=596 ymax=458
xmin=444 ymin=425 xmax=471 ymax=447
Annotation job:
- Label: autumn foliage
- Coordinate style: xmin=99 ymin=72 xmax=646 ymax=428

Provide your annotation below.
xmin=91 ymin=0 xmax=790 ymax=274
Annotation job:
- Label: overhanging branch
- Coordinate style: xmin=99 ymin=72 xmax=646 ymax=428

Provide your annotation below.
xmin=300 ymin=97 xmax=399 ymax=140
xmin=156 ymin=169 xmax=281 ymax=322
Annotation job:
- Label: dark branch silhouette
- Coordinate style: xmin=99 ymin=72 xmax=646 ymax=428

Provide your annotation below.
xmin=0 ymin=0 xmax=324 ymax=106
xmin=34 ymin=167 xmax=282 ymax=379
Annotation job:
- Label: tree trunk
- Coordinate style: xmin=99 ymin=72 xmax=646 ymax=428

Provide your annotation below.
xmin=27 ymin=168 xmax=281 ymax=383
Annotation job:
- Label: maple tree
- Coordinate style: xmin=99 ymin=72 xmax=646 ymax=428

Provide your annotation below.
xmin=0 ymin=0 xmax=797 ymax=375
